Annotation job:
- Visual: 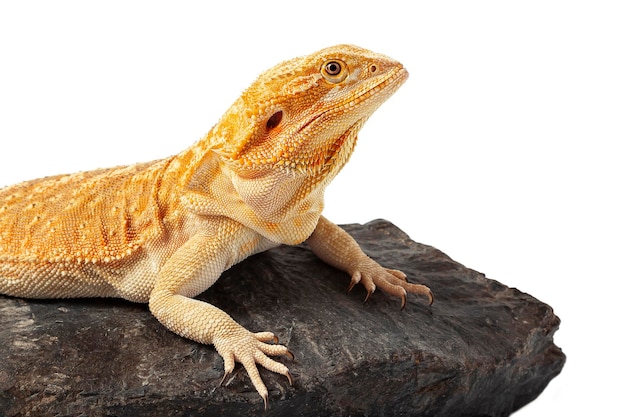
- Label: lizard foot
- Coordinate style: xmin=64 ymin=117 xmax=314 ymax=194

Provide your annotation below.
xmin=214 ymin=327 xmax=293 ymax=410
xmin=348 ymin=258 xmax=433 ymax=309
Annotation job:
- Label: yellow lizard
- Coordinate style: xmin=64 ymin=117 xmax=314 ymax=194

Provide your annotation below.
xmin=0 ymin=44 xmax=432 ymax=408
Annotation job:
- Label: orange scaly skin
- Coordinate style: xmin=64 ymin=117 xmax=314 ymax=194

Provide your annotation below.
xmin=0 ymin=45 xmax=432 ymax=408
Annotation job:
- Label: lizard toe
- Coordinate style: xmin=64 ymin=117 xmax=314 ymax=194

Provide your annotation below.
xmin=253 ymin=331 xmax=279 ymax=344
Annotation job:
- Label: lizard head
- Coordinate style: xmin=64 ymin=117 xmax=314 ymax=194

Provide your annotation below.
xmin=212 ymin=44 xmax=408 ymax=177
xmin=197 ymin=45 xmax=408 ymax=226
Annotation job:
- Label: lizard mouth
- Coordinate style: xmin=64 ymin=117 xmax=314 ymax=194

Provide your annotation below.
xmin=298 ymin=66 xmax=408 ymax=135
xmin=338 ymin=65 xmax=408 ymax=111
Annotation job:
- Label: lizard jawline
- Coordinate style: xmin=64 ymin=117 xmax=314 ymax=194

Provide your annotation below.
xmin=288 ymin=67 xmax=406 ymax=175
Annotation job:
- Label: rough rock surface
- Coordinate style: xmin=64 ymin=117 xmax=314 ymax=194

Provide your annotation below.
xmin=0 ymin=219 xmax=565 ymax=416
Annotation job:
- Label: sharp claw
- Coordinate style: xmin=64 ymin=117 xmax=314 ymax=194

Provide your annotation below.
xmin=286 ymin=371 xmax=293 ymax=386
xmin=262 ymin=392 xmax=269 ymax=411
xmin=219 ymin=371 xmax=229 ymax=387
xmin=427 ymin=289 xmax=434 ymax=306
xmin=272 ymin=335 xmax=279 ymax=344
xmin=363 ymin=290 xmax=373 ymax=304
xmin=285 ymin=350 xmax=295 ymax=361
xmin=348 ymin=271 xmax=361 ymax=293
xmin=400 ymin=292 xmax=407 ymax=310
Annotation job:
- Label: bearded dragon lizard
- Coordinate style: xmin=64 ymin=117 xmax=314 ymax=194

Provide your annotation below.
xmin=0 ymin=44 xmax=433 ymax=408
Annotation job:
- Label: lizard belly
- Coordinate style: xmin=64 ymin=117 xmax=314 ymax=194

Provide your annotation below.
xmin=0 ymin=247 xmax=174 ymax=302
xmin=0 ymin=259 xmax=120 ymax=299
xmin=0 ymin=231 xmax=170 ymax=302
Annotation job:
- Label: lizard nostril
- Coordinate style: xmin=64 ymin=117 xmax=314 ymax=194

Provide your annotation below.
xmin=266 ymin=111 xmax=283 ymax=130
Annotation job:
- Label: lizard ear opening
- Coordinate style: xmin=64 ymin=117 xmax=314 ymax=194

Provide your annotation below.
xmin=266 ymin=111 xmax=283 ymax=131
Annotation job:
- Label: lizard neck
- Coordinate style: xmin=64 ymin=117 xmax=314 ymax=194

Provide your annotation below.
xmin=166 ymin=136 xmax=326 ymax=245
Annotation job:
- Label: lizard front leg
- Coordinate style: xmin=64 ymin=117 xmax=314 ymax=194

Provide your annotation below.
xmin=148 ymin=227 xmax=292 ymax=409
xmin=307 ymin=216 xmax=433 ymax=308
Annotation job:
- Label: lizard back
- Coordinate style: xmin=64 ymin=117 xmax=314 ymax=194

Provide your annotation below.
xmin=0 ymin=160 xmax=168 ymax=263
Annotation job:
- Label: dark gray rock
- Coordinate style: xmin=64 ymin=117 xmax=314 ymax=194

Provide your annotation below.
xmin=0 ymin=219 xmax=564 ymax=416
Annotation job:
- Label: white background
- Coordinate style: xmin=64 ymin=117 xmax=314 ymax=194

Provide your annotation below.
xmin=1 ymin=1 xmax=624 ymax=415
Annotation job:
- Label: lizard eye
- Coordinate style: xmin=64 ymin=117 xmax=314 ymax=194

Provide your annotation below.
xmin=321 ymin=60 xmax=348 ymax=83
